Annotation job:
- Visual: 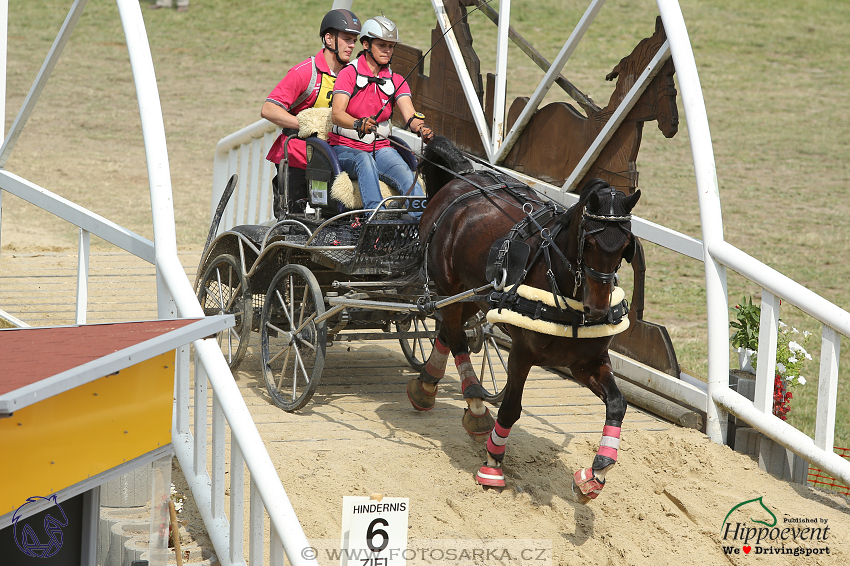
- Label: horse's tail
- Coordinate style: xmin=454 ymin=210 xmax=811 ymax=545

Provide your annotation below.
xmin=420 ymin=135 xmax=474 ymax=199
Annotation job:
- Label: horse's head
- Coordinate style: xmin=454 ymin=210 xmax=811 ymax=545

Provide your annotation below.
xmin=421 ymin=135 xmax=474 ymax=199
xmin=604 ymin=16 xmax=678 ymax=139
xmin=570 ymin=179 xmax=640 ymax=321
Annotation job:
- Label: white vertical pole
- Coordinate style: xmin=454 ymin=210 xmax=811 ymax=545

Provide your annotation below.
xmin=270 ymin=524 xmax=285 ymax=566
xmin=193 ymin=360 xmax=208 ymax=478
xmin=248 ymin=478 xmax=264 ymax=564
xmin=75 ymin=228 xmax=90 ymax=324
xmin=229 ymin=438 xmax=245 ymax=564
xmin=754 ymin=290 xmax=780 ymax=414
xmin=491 ymin=0 xmax=511 ymax=150
xmin=115 ymin=0 xmax=184 ymax=320
xmin=173 ymin=345 xmax=191 ymax=435
xmin=211 ymin=391 xmax=226 ymax=519
xmin=814 ymin=325 xmax=840 ymax=452
xmin=248 ymin=138 xmax=262 ymax=224
xmin=494 ymin=0 xmax=605 ymax=163
xmin=430 ymin=0 xmax=494 ymax=160
xmin=656 ymin=0 xmax=728 ymax=444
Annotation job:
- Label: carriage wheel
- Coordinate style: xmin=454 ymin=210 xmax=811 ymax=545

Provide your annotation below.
xmin=397 ymin=316 xmax=436 ymax=372
xmin=197 ymin=254 xmax=252 ymax=371
xmin=260 ymin=264 xmax=327 ymax=412
xmin=467 ymin=319 xmax=509 ymax=405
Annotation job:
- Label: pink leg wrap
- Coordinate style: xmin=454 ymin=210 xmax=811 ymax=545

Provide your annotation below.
xmin=456 ymin=354 xmax=479 ymax=391
xmin=596 ymin=425 xmax=621 ymax=462
xmin=486 ymin=422 xmax=511 ymax=457
xmin=421 ymin=338 xmax=451 ymax=381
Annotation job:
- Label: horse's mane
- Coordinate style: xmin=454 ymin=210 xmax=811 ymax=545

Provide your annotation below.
xmin=421 ymin=136 xmax=474 ymax=199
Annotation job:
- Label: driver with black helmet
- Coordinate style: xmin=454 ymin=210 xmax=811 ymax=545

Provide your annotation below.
xmin=261 ymin=9 xmax=361 ymax=219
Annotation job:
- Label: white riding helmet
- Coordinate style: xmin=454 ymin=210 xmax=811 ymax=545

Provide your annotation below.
xmin=360 ymin=15 xmax=400 ymax=43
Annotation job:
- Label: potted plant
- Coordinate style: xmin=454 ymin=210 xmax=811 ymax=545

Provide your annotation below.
xmin=730 ymin=297 xmax=812 ymax=420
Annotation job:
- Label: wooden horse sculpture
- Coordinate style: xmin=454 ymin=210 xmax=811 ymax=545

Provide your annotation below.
xmin=407 ymin=136 xmax=640 ymax=502
xmin=501 ymin=16 xmax=678 ymax=193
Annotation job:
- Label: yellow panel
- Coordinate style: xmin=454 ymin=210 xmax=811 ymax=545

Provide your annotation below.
xmin=0 ymin=351 xmax=175 ymax=516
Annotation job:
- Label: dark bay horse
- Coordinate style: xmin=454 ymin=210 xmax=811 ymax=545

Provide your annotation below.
xmin=407 ymin=137 xmax=640 ymax=502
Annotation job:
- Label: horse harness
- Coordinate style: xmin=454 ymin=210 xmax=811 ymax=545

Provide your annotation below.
xmin=423 ymin=173 xmax=630 ymax=338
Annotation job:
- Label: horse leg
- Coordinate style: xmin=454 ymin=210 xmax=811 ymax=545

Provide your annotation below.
xmin=476 ymin=343 xmax=534 ymax=487
xmin=451 ymin=303 xmax=495 ymax=442
xmin=406 ymin=327 xmax=451 ymax=411
xmin=569 ymin=358 xmax=627 ymax=504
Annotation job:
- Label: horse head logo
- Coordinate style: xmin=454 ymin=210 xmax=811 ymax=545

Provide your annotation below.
xmin=720 ymin=495 xmax=778 ymax=534
xmin=12 ymin=495 xmax=68 ymax=558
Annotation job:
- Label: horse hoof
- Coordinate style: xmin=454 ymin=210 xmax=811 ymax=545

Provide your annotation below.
xmin=572 ymin=468 xmax=604 ymax=504
xmin=476 ymin=464 xmax=505 ymax=487
xmin=407 ymin=379 xmax=437 ymax=411
xmin=462 ymin=407 xmax=495 ymax=442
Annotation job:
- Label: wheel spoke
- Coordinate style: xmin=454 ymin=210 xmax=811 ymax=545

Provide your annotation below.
xmin=293 ymin=346 xmax=311 ymax=389
xmin=275 ymin=346 xmax=292 ymax=390
xmin=293 ymin=335 xmax=317 ymax=351
xmin=275 ymin=288 xmax=295 ymax=327
xmin=483 ymin=339 xmax=498 ymax=390
xmin=297 ymin=280 xmax=309 ymax=329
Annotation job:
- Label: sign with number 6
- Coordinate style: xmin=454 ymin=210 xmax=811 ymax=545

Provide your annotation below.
xmin=340 ymin=496 xmax=409 ymax=566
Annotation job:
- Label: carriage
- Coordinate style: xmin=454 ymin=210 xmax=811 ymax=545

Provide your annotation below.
xmin=194 ymin=133 xmax=509 ymax=411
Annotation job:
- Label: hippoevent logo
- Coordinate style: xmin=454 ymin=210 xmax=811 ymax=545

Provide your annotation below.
xmin=12 ymin=495 xmax=68 ymax=558
xmin=719 ymin=496 xmax=830 ymax=557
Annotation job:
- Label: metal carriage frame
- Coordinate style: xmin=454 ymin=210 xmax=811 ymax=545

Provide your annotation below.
xmin=194 ymin=174 xmax=510 ymax=411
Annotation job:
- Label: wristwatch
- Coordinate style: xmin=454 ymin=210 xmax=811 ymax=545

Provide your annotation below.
xmin=405 ymin=112 xmax=426 ymax=131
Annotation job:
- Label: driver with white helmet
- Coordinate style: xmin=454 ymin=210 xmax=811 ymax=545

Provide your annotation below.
xmin=330 ymin=15 xmax=433 ymax=219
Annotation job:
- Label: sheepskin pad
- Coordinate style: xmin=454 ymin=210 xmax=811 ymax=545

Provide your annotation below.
xmin=297 ymin=107 xmax=333 ymax=140
xmin=331 ymin=173 xmax=397 ymax=210
xmin=486 ymin=285 xmax=629 ymax=338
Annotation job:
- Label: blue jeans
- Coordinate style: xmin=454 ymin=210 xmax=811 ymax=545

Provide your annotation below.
xmin=333 ymin=145 xmax=425 ymax=218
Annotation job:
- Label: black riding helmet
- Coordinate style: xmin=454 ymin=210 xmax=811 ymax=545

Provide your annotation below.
xmin=320 ymin=9 xmax=362 ymax=65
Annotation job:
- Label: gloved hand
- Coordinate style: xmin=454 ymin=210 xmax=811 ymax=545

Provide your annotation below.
xmin=353 ymin=117 xmax=378 ymax=139
xmin=418 ymin=125 xmax=434 ymax=144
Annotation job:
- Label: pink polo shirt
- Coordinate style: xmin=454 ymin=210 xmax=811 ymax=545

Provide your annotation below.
xmin=265 ymin=49 xmax=335 ymax=168
xmin=328 ymin=55 xmax=411 ymax=152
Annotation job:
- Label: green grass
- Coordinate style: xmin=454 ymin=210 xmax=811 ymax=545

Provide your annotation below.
xmin=1 ymin=0 xmax=848 ymax=453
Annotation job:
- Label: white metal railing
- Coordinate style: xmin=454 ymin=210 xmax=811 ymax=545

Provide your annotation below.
xmin=211 ymin=119 xmax=279 ymax=233
xmin=0 ymin=1 xmax=317 ymax=564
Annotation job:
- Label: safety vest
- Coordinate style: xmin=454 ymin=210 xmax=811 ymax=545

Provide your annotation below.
xmin=291 ymin=56 xmax=336 ymax=111
xmin=331 ymin=59 xmax=396 ymax=144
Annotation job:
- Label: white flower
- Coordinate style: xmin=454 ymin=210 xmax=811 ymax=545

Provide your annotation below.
xmin=803 ymin=330 xmax=812 ymax=338
xmin=779 ymin=320 xmax=787 ymax=329
xmin=776 ymin=362 xmax=786 ymax=373
xmin=788 ymin=341 xmax=804 ymax=353
xmin=805 ymin=353 xmax=812 ymax=361
xmin=792 ymin=327 xmax=799 ymax=334
xmin=788 ymin=356 xmax=798 ymax=364
xmin=798 ymin=376 xmax=807 ymax=385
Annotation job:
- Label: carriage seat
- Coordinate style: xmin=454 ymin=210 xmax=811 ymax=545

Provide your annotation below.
xmin=295 ymin=108 xmax=418 ymax=213
xmin=227 ymin=223 xmax=273 ymax=248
